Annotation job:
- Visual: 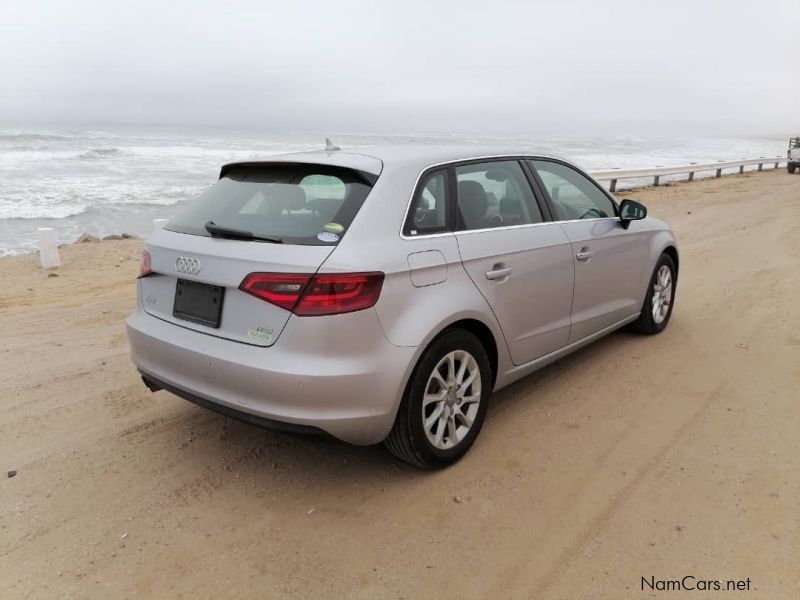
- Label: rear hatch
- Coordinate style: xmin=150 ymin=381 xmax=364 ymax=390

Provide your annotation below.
xmin=139 ymin=161 xmax=377 ymax=347
xmin=141 ymin=234 xmax=335 ymax=346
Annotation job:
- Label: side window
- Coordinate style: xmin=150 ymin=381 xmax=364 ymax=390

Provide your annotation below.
xmin=455 ymin=160 xmax=542 ymax=231
xmin=405 ymin=170 xmax=448 ymax=235
xmin=529 ymin=160 xmax=616 ymax=221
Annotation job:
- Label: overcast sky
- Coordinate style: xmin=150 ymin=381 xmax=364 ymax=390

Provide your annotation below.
xmin=1 ymin=0 xmax=798 ymax=135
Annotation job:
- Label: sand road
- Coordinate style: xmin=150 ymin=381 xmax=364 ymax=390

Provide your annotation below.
xmin=1 ymin=170 xmax=799 ymax=599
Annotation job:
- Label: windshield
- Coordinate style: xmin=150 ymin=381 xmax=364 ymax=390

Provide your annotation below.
xmin=166 ymin=164 xmax=375 ymax=245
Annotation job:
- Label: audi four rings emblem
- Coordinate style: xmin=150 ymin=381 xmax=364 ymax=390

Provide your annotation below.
xmin=175 ymin=256 xmax=201 ymax=275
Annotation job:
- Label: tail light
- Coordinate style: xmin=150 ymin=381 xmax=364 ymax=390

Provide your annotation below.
xmin=240 ymin=272 xmax=384 ymax=316
xmin=139 ymin=250 xmax=153 ymax=278
xmin=239 ymin=274 xmax=313 ymax=311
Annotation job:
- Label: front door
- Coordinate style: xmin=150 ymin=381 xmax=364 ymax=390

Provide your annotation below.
xmin=529 ymin=159 xmax=647 ymax=343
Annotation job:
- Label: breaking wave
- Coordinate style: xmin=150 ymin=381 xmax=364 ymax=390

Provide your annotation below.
xmin=0 ymin=201 xmax=89 ymax=220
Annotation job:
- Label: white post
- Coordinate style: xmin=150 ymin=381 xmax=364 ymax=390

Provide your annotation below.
xmin=152 ymin=219 xmax=168 ymax=231
xmin=37 ymin=228 xmax=61 ymax=269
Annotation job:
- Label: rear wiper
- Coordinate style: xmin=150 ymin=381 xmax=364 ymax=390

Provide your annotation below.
xmin=204 ymin=221 xmax=283 ymax=244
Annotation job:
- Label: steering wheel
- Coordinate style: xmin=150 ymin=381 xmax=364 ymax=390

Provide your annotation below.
xmin=578 ymin=207 xmax=604 ymax=219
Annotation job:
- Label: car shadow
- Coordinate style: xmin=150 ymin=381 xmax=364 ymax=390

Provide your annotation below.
xmin=152 ymin=328 xmax=649 ymax=492
xmin=488 ymin=328 xmax=642 ymax=416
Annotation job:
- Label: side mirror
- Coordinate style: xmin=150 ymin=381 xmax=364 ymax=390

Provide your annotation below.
xmin=619 ymin=199 xmax=647 ymax=228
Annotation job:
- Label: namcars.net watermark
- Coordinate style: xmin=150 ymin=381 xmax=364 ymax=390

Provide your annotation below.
xmin=642 ymin=576 xmax=752 ymax=592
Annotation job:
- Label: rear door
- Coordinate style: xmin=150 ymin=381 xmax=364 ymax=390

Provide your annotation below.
xmin=452 ymin=159 xmax=574 ymax=365
xmin=528 ymin=159 xmax=647 ymax=343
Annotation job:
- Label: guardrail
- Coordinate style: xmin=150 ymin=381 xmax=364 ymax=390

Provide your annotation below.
xmin=589 ymin=157 xmax=786 ymax=192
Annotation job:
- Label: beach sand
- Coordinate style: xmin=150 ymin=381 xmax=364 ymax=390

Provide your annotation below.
xmin=1 ymin=169 xmax=799 ymax=599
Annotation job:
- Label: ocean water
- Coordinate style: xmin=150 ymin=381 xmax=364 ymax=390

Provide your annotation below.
xmin=0 ymin=123 xmax=786 ymax=256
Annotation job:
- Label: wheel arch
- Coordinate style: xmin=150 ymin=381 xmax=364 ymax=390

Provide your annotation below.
xmin=440 ymin=318 xmax=499 ymax=389
xmin=404 ymin=315 xmax=502 ymax=394
xmin=662 ymin=244 xmax=679 ymax=279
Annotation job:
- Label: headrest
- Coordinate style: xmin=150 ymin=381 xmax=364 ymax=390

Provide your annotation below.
xmin=485 ymin=169 xmax=509 ymax=182
xmin=457 ymin=180 xmax=488 ymax=226
xmin=270 ymin=185 xmax=306 ymax=211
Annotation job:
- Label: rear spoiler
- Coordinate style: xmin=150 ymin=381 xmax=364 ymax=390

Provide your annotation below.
xmin=219 ymin=161 xmax=379 ymax=186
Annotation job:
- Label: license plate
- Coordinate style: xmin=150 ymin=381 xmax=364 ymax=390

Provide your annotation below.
xmin=173 ymin=279 xmax=225 ymax=328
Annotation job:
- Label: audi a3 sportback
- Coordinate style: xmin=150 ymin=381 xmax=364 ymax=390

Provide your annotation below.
xmin=127 ymin=145 xmax=679 ymax=468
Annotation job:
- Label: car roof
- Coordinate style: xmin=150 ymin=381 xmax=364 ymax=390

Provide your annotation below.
xmin=223 ymin=144 xmax=572 ymax=177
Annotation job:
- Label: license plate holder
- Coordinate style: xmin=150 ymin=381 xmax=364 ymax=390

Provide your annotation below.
xmin=173 ymin=279 xmax=225 ymax=328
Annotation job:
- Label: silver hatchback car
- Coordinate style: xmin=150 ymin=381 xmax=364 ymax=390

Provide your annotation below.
xmin=127 ymin=145 xmax=678 ymax=467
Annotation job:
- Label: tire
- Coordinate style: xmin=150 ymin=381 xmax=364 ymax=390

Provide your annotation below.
xmin=789 ymin=164 xmax=797 ymax=174
xmin=629 ymin=253 xmax=677 ymax=335
xmin=385 ymin=329 xmax=492 ymax=468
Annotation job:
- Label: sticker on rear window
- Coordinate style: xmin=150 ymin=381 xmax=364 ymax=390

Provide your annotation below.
xmin=317 ymin=231 xmax=339 ymax=243
xmin=323 ymin=222 xmax=344 ymax=234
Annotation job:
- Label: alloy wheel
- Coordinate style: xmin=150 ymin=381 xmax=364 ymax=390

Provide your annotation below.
xmin=422 ymin=350 xmax=482 ymax=450
xmin=652 ymin=265 xmax=673 ymax=324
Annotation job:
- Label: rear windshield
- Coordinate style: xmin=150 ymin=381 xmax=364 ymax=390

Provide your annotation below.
xmin=166 ymin=164 xmax=375 ymax=245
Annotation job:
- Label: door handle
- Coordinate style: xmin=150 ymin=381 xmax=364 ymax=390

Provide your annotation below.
xmin=485 ymin=264 xmax=512 ymax=280
xmin=576 ymin=247 xmax=594 ymax=262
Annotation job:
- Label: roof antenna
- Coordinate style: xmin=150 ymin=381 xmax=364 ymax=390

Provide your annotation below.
xmin=324 ymin=138 xmax=340 ymax=151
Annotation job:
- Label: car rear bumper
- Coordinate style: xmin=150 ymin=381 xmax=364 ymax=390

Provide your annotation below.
xmin=126 ymin=309 xmax=416 ymax=445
